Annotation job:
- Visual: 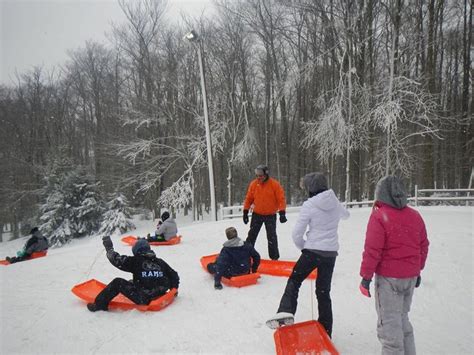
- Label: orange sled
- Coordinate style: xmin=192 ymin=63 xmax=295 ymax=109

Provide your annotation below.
xmin=71 ymin=279 xmax=177 ymax=311
xmin=200 ymin=254 xmax=261 ymax=287
xmin=200 ymin=254 xmax=316 ymax=280
xmin=259 ymin=259 xmax=317 ymax=279
xmin=273 ymin=320 xmax=339 ymax=355
xmin=121 ymin=235 xmax=181 ymax=246
xmin=0 ymin=251 xmax=48 ymax=266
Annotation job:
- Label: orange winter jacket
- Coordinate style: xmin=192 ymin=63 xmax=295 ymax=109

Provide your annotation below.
xmin=243 ymin=177 xmax=286 ymax=215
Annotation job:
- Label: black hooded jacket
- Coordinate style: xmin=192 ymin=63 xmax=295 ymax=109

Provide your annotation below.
xmin=24 ymin=232 xmax=49 ymax=255
xmin=106 ymin=249 xmax=179 ymax=298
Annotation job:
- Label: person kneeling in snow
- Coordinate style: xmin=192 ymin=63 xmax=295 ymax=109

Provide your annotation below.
xmin=87 ymin=237 xmax=179 ymax=312
xmin=147 ymin=211 xmax=178 ymax=242
xmin=207 ymin=227 xmax=260 ymax=290
xmin=6 ymin=227 xmax=48 ymax=263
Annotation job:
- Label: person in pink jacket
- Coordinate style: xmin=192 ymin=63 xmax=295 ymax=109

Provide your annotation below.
xmin=360 ymin=175 xmax=429 ymax=355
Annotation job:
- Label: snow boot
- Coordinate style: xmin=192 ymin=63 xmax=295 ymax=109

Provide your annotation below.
xmin=87 ymin=303 xmax=107 ymax=312
xmin=214 ymin=280 xmax=223 ymax=290
xmin=266 ymin=312 xmax=295 ymax=329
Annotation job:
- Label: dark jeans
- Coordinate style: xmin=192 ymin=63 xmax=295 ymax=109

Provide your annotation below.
xmin=94 ymin=278 xmax=150 ymax=309
xmin=246 ymin=213 xmax=279 ymax=260
xmin=277 ymin=249 xmax=336 ymax=337
xmin=207 ymin=262 xmax=247 ymax=279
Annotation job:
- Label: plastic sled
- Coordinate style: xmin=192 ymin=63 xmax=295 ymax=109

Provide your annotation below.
xmin=71 ymin=279 xmax=177 ymax=312
xmin=200 ymin=254 xmax=316 ymax=280
xmin=0 ymin=251 xmax=48 ymax=266
xmin=121 ymin=235 xmax=181 ymax=246
xmin=200 ymin=254 xmax=260 ymax=287
xmin=273 ymin=320 xmax=339 ymax=355
xmin=258 ymin=259 xmax=317 ymax=280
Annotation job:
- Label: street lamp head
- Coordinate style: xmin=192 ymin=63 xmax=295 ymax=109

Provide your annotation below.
xmin=183 ymin=30 xmax=198 ymax=42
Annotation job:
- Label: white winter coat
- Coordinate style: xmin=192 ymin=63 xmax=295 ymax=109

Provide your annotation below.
xmin=292 ymin=189 xmax=349 ymax=252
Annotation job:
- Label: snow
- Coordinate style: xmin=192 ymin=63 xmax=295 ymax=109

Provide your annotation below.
xmin=1 ymin=206 xmax=472 ymax=354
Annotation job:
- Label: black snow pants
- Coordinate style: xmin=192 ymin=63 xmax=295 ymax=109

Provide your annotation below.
xmin=94 ymin=278 xmax=150 ymax=309
xmin=277 ymin=249 xmax=336 ymax=337
xmin=245 ymin=213 xmax=279 ymax=260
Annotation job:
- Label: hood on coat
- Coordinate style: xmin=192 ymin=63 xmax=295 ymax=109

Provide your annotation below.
xmin=223 ymin=237 xmax=245 ymax=248
xmin=375 ymin=175 xmax=408 ymax=209
xmin=132 ymin=238 xmax=151 ymax=256
xmin=307 ymin=189 xmax=339 ymax=211
xmin=303 ymin=172 xmax=328 ymax=197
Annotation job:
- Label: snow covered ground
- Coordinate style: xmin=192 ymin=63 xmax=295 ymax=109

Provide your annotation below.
xmin=0 ymin=206 xmax=472 ymax=354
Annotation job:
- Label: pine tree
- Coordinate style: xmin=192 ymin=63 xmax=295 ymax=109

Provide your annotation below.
xmin=71 ymin=172 xmax=104 ymax=238
xmin=98 ymin=192 xmax=135 ymax=237
xmin=39 ymin=160 xmax=104 ymax=247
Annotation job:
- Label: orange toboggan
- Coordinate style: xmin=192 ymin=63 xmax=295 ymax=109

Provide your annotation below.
xmin=0 ymin=251 xmax=48 ymax=265
xmin=71 ymin=279 xmax=177 ymax=311
xmin=273 ymin=320 xmax=340 ymax=355
xmin=121 ymin=235 xmax=181 ymax=246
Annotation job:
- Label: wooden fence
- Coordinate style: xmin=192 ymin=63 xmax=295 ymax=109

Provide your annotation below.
xmin=220 ymin=187 xmax=474 ymax=220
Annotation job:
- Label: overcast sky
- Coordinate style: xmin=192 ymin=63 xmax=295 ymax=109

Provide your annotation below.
xmin=0 ymin=0 xmax=213 ymax=85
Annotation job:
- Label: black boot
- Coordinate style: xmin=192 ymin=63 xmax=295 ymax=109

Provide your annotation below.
xmin=87 ymin=303 xmax=107 ymax=312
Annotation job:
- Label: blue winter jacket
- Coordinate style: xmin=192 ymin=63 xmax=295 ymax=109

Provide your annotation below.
xmin=215 ymin=237 xmax=260 ymax=282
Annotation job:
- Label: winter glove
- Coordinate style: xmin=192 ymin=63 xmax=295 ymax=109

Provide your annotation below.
xmin=415 ymin=276 xmax=421 ymax=288
xmin=214 ymin=280 xmax=223 ymax=290
xmin=243 ymin=210 xmax=249 ymax=225
xmin=16 ymin=249 xmax=26 ymax=258
xmin=102 ymin=236 xmax=114 ymax=251
xmin=279 ymin=211 xmax=287 ymax=223
xmin=359 ymin=278 xmax=372 ymax=297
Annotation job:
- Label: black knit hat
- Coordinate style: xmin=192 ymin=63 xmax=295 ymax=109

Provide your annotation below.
xmin=30 ymin=227 xmax=39 ymax=235
xmin=161 ymin=211 xmax=170 ymax=222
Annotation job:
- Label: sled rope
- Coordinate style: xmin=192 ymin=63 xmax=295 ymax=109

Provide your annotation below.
xmin=84 ymin=246 xmax=105 ymax=279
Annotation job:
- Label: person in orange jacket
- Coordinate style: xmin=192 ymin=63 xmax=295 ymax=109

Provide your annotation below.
xmin=243 ymin=165 xmax=287 ymax=260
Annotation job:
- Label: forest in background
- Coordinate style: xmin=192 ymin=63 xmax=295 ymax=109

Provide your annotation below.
xmin=0 ymin=0 xmax=472 ymax=240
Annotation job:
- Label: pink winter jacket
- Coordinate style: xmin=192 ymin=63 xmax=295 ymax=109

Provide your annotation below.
xmin=360 ymin=201 xmax=429 ymax=280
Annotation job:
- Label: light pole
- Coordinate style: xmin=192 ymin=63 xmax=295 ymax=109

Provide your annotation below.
xmin=184 ymin=30 xmax=217 ymax=221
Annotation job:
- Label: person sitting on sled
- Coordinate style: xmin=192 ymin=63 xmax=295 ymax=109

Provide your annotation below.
xmin=267 ymin=173 xmax=349 ymax=338
xmin=147 ymin=211 xmax=178 ymax=242
xmin=87 ymin=237 xmax=180 ymax=312
xmin=207 ymin=227 xmax=261 ymax=290
xmin=6 ymin=227 xmax=48 ymax=263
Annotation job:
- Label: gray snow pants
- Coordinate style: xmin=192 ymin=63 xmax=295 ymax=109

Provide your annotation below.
xmin=374 ymin=275 xmax=418 ymax=355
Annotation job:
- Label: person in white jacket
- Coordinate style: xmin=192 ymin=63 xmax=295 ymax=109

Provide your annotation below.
xmin=267 ymin=172 xmax=349 ymax=337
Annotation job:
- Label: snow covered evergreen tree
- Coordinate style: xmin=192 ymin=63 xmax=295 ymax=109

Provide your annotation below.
xmin=97 ymin=192 xmax=135 ymax=237
xmin=39 ymin=160 xmax=104 ymax=247
xmin=70 ymin=171 xmax=104 ymax=239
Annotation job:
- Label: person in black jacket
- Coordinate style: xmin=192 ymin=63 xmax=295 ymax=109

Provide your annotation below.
xmin=87 ymin=237 xmax=179 ymax=312
xmin=207 ymin=227 xmax=260 ymax=290
xmin=6 ymin=227 xmax=49 ymax=263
